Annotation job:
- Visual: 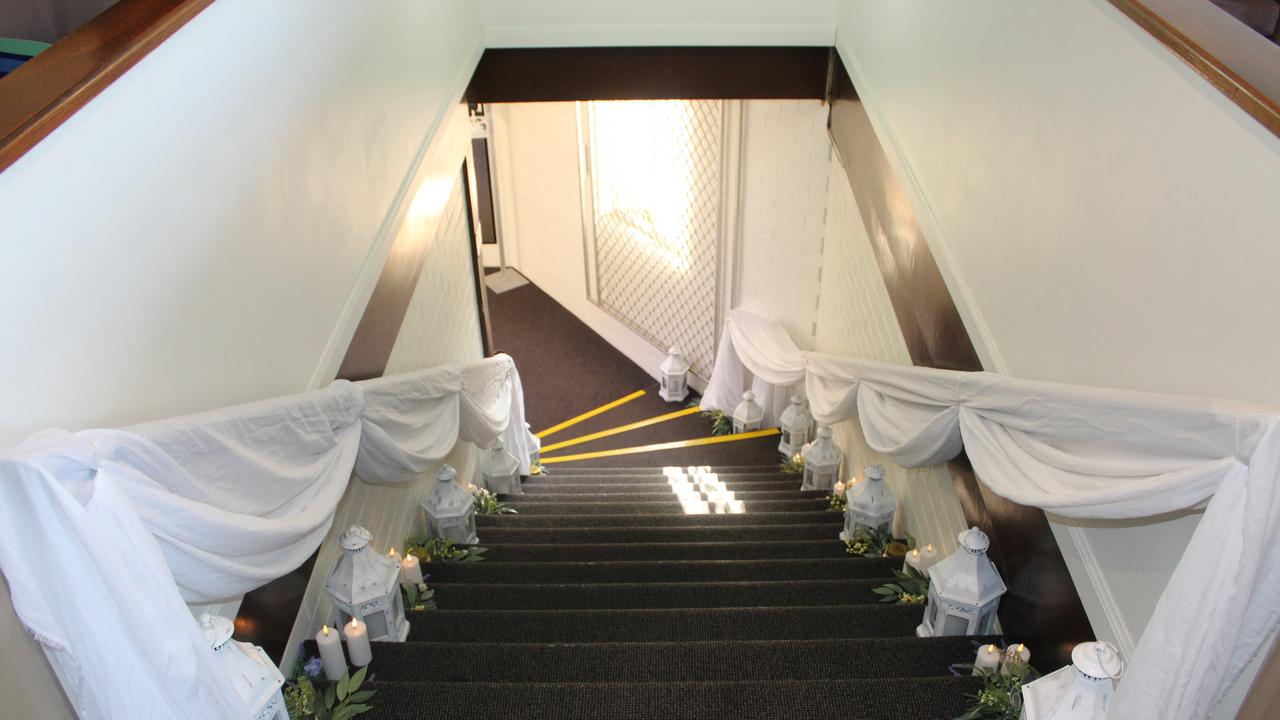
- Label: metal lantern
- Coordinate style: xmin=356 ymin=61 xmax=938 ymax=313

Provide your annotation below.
xmin=421 ymin=464 xmax=478 ymax=544
xmin=777 ymin=395 xmax=813 ymax=458
xmin=658 ymin=347 xmax=691 ymax=403
xmin=1020 ymin=641 xmax=1124 ymax=720
xmin=732 ymin=390 xmax=764 ymax=434
xmin=917 ymin=526 xmax=1006 ymax=638
xmin=480 ymin=439 xmax=521 ymax=495
xmin=324 ymin=525 xmax=409 ymax=643
xmin=525 ymin=422 xmax=541 ymax=469
xmin=196 ymin=613 xmax=287 ymax=720
xmin=801 ymin=425 xmax=842 ymax=491
xmin=843 ymin=464 xmax=897 ymax=537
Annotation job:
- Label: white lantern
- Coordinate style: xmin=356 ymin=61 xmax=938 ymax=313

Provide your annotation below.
xmin=917 ymin=526 xmax=1006 ymax=638
xmin=777 ymin=395 xmax=813 ymax=458
xmin=801 ymin=425 xmax=842 ymax=491
xmin=422 ymin=464 xmax=478 ymax=545
xmin=525 ymin=422 xmax=541 ymax=469
xmin=658 ymin=347 xmax=691 ymax=403
xmin=732 ymin=390 xmax=764 ymax=434
xmin=843 ymin=464 xmax=897 ymax=538
xmin=324 ymin=525 xmax=409 ymax=643
xmin=480 ymin=439 xmax=521 ymax=495
xmin=196 ymin=614 xmax=287 ymax=720
xmin=1020 ymin=641 xmax=1124 ymax=720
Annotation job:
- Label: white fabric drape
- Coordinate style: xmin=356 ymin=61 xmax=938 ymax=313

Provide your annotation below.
xmin=703 ymin=312 xmax=1280 ymax=719
xmin=0 ymin=354 xmax=527 ymax=720
xmin=701 ymin=309 xmax=807 ymax=426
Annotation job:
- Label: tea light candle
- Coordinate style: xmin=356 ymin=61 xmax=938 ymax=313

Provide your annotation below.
xmin=400 ymin=553 xmax=423 ymax=585
xmin=833 ymin=480 xmax=846 ymax=496
xmin=315 ymin=624 xmax=346 ymax=681
xmin=344 ymin=618 xmax=372 ymax=666
xmin=974 ymin=643 xmax=1002 ymax=675
xmin=1001 ymin=643 xmax=1031 ymax=674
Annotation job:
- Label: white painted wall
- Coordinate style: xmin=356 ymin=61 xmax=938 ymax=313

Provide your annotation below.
xmin=0 ymin=2 xmax=483 ymax=715
xmin=815 ymin=156 xmax=969 ymax=555
xmin=478 ymin=0 xmax=837 ymax=47
xmin=835 ymin=0 xmax=1280 ymax=711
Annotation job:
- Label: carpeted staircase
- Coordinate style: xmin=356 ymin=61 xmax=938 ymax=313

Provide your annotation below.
xmin=346 ymin=463 xmax=990 ymax=719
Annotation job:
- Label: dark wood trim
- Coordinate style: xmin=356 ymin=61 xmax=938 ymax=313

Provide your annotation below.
xmin=470 ymin=137 xmax=500 ymax=246
xmin=827 ymin=61 xmax=1093 ymax=670
xmin=0 ymin=0 xmax=214 ymax=174
xmin=1107 ymin=0 xmax=1280 ymax=138
xmin=465 ymin=47 xmax=831 ymax=104
xmin=461 ymin=162 xmax=495 ymax=356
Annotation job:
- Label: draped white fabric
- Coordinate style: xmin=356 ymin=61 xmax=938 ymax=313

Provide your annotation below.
xmin=703 ymin=313 xmax=1280 ymax=719
xmin=701 ymin=309 xmax=807 ymax=426
xmin=0 ymin=354 xmax=527 ymax=720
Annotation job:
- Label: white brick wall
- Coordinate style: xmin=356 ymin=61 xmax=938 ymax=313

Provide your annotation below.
xmin=735 ymin=100 xmax=832 ymax=350
xmin=815 ymin=155 xmax=968 ymax=555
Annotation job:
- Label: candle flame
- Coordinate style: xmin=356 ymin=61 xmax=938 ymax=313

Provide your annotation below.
xmin=350 ymin=618 xmax=360 ymax=629
xmin=926 ymin=543 xmax=935 ymax=551
xmin=1016 ymin=643 xmax=1025 ymax=652
xmin=911 ymin=549 xmax=920 ymax=557
xmin=987 ymin=644 xmax=996 ymax=652
xmin=322 ymin=625 xmax=330 ymax=636
xmin=389 ymin=548 xmax=397 ymax=556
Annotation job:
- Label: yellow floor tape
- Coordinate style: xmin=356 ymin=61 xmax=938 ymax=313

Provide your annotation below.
xmin=535 ymin=389 xmax=646 ymax=439
xmin=540 ymin=428 xmax=780 ymax=464
xmin=540 ymin=406 xmax=703 ymax=454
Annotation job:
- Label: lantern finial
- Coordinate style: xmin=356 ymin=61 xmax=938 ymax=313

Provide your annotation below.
xmin=339 ymin=525 xmax=373 ymax=552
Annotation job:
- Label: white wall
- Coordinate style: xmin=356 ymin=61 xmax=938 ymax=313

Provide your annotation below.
xmin=815 ymin=156 xmax=970 ymax=554
xmin=0 ymin=2 xmax=483 ymax=715
xmin=835 ymin=0 xmax=1280 ymax=711
xmin=478 ymin=0 xmax=837 ymax=47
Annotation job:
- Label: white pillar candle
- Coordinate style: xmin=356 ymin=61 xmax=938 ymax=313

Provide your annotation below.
xmin=344 ymin=618 xmax=372 ymax=667
xmin=387 ymin=547 xmax=401 ymax=564
xmin=904 ymin=548 xmax=928 ymax=577
xmin=919 ymin=543 xmax=940 ymax=571
xmin=315 ymin=624 xmax=346 ymax=681
xmin=400 ymin=553 xmax=423 ymax=585
xmin=833 ymin=480 xmax=846 ymax=496
xmin=1001 ymin=643 xmax=1031 ymax=674
xmin=973 ymin=643 xmax=1002 ymax=675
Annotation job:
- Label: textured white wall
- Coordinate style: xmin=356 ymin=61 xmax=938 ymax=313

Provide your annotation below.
xmin=736 ymin=100 xmax=832 ymax=350
xmin=836 ymin=0 xmax=1280 ymax=711
xmin=815 ymin=156 xmax=969 ymax=554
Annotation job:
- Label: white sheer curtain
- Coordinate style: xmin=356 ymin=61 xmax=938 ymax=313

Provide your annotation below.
xmin=703 ymin=312 xmax=1280 ymax=720
xmin=0 ymin=354 xmax=528 ymax=720
xmin=701 ymin=309 xmax=807 ymax=426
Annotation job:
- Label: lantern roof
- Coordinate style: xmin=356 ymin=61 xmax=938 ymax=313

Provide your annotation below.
xmin=930 ymin=526 xmax=1006 ymax=606
xmin=325 ymin=524 xmax=400 ymax=606
xmin=197 ymin=613 xmax=283 ymax=712
xmin=1072 ymin=641 xmax=1125 ymax=680
xmin=423 ymin=464 xmax=474 ymax=518
xmin=197 ymin=613 xmax=234 ymax=650
xmin=733 ymin=391 xmax=764 ymax=424
xmin=846 ymin=464 xmax=896 ymax=517
xmin=483 ymin=441 xmax=520 ymax=476
xmin=779 ymin=395 xmax=812 ymax=428
xmin=659 ymin=347 xmax=690 ymax=375
xmin=803 ymin=426 xmax=841 ymax=467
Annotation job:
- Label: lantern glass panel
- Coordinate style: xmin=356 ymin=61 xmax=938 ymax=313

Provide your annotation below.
xmin=943 ymin=611 xmax=969 ymax=636
xmin=365 ymin=611 xmax=389 ymax=640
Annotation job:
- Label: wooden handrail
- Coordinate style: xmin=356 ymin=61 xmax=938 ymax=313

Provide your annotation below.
xmin=0 ymin=0 xmax=213 ymax=174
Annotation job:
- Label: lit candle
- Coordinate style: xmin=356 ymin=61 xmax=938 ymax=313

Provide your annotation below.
xmin=919 ymin=543 xmax=940 ymax=572
xmin=344 ymin=618 xmax=372 ymax=666
xmin=833 ymin=480 xmax=846 ymax=496
xmin=1001 ymin=643 xmax=1031 ymax=674
xmin=315 ymin=624 xmax=346 ymax=681
xmin=904 ymin=548 xmax=927 ymax=577
xmin=973 ymin=644 xmax=1002 ymax=675
xmin=400 ymin=553 xmax=423 ymax=585
xmin=388 ymin=547 xmax=401 ymax=563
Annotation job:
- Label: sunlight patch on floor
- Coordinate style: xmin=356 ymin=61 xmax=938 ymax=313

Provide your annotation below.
xmin=664 ymin=467 xmax=745 ymax=514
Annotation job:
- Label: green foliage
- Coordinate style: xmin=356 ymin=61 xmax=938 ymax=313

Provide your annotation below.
xmin=529 ymin=462 xmax=549 ymax=476
xmin=871 ymin=565 xmax=930 ymax=605
xmin=401 ymin=581 xmax=436 ymax=611
xmin=953 ymin=659 xmax=1039 ymax=720
xmin=843 ymin=527 xmax=916 ymax=558
xmin=404 ymin=535 xmax=489 ymax=563
xmin=826 ymin=493 xmax=846 ymax=512
xmin=780 ymin=454 xmax=805 ymax=474
xmin=702 ymin=409 xmax=734 ymax=436
xmin=286 ymin=668 xmax=375 ymax=720
xmin=472 ymin=487 xmax=517 ymax=515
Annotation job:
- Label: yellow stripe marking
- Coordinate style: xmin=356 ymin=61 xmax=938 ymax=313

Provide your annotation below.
xmin=540 ymin=406 xmax=703 ymax=453
xmin=540 ymin=428 xmax=780 ymax=464
xmin=535 ymin=389 xmax=646 ymax=438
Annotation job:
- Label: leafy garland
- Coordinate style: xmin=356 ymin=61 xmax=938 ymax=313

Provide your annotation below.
xmin=844 ymin=526 xmax=914 ymax=559
xmin=951 ymin=654 xmax=1039 ymax=720
xmin=702 ymin=409 xmax=734 ymax=436
xmin=403 ymin=535 xmax=488 ymax=563
xmin=529 ymin=462 xmax=549 ymax=476
xmin=826 ymin=493 xmax=846 ymax=512
xmin=401 ymin=581 xmax=436 ymax=611
xmin=471 ymin=486 xmax=517 ymax=515
xmin=871 ymin=565 xmax=929 ymax=605
xmin=284 ymin=661 xmax=375 ymax=720
xmin=780 ymin=453 xmax=805 ymax=474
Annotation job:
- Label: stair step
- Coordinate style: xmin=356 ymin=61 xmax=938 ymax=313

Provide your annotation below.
xmin=527 ymin=472 xmax=796 ymax=485
xmin=500 ymin=499 xmax=827 ymax=515
xmin=361 ymin=677 xmax=984 ymax=719
xmin=518 ymin=481 xmax=805 ymax=494
xmin=546 ymin=465 xmax=788 ymax=476
xmin=427 ymin=558 xmax=897 ymax=584
xmin=478 ymin=523 xmax=841 ymax=544
xmin=405 ymin=604 xmax=929 ymax=643
xmin=477 ymin=512 xmax=841 ymax=529
xmin=433 ymin=579 xmax=886 ymax=610
xmin=350 ymin=636 xmax=993 ymax=682
xmin=514 ymin=489 xmax=824 ymax=500
xmin=480 ymin=540 xmax=850 ymax=562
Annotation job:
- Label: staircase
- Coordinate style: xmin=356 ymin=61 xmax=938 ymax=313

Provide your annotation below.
xmin=350 ymin=463 xmax=990 ymax=719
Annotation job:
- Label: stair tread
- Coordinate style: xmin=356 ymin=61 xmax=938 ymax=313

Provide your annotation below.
xmin=362 ymin=677 xmax=983 ymax=720
xmin=480 ymin=540 xmax=851 ymax=561
xmin=427 ymin=557 xmax=896 ymax=583
xmin=478 ymin=523 xmax=842 ymax=544
xmin=433 ymin=578 xmax=890 ymax=610
xmin=514 ymin=489 xmax=825 ymax=499
xmin=477 ymin=512 xmax=841 ymax=528
xmin=501 ymin=499 xmax=827 ymax=514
